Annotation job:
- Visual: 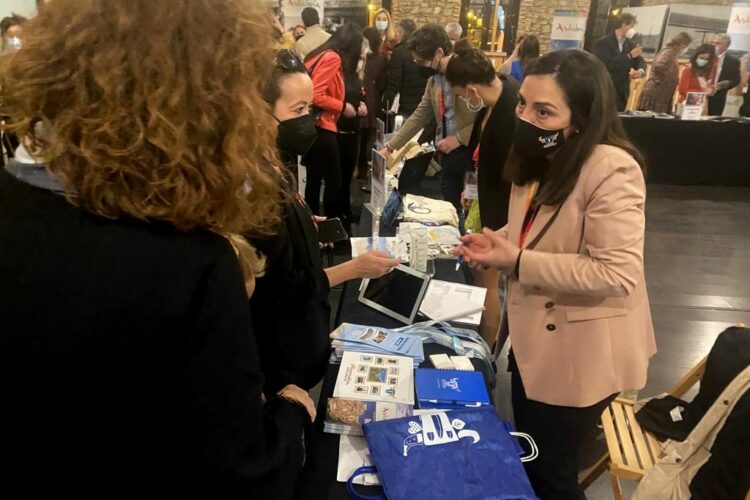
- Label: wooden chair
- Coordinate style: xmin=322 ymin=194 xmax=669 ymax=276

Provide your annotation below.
xmin=580 ymin=357 xmax=708 ymax=500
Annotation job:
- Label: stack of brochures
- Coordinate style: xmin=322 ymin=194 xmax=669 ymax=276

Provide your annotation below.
xmin=419 ymin=280 xmax=487 ymax=325
xmin=331 ymin=350 xmax=417 ymax=485
xmin=415 ymin=369 xmax=490 ymax=410
xmin=329 ymin=323 xmax=425 ymax=365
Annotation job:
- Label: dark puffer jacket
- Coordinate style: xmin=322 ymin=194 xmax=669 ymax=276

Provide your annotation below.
xmin=383 ymin=40 xmax=428 ymax=116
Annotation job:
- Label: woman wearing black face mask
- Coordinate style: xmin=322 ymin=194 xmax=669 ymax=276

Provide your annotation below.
xmin=455 ymin=50 xmax=655 ymax=499
xmin=248 ymin=50 xmax=400 ymax=396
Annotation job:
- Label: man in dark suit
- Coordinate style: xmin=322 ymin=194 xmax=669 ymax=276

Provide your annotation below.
xmin=708 ymin=34 xmax=741 ymax=116
xmin=594 ymin=13 xmax=647 ymax=111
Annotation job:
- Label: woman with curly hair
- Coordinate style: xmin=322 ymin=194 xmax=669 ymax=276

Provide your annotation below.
xmin=0 ymin=1 xmax=315 ymax=498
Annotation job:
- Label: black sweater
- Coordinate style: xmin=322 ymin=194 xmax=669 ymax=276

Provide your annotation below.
xmin=0 ymin=167 xmax=306 ymax=499
xmin=384 ymin=40 xmax=429 ymax=116
xmin=466 ymin=75 xmax=519 ymax=231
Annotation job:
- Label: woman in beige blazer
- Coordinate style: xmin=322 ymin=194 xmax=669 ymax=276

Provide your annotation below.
xmin=455 ymin=50 xmax=656 ymax=499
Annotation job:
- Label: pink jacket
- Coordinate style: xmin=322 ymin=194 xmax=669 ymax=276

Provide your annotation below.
xmin=503 ymin=145 xmax=656 ymax=407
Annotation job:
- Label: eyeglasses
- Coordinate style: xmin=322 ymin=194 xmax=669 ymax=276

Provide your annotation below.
xmin=275 ymin=49 xmax=303 ymax=70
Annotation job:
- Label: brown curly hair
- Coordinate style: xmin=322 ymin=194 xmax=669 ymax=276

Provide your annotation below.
xmin=0 ymin=0 xmax=282 ymax=235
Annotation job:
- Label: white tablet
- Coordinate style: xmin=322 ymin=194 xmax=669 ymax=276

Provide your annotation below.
xmin=358 ymin=264 xmax=431 ymax=325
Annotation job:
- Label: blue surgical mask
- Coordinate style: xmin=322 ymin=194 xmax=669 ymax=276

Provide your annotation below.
xmin=695 ymin=58 xmax=709 ymax=68
xmin=375 ymin=20 xmax=388 ymax=32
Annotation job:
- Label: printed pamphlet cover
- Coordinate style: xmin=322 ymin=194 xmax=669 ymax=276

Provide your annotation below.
xmin=415 ymin=369 xmax=489 ymax=408
xmin=333 ymin=351 xmax=415 ymax=405
xmin=325 ymin=398 xmax=412 ymax=436
xmin=330 ymin=323 xmax=424 ymax=362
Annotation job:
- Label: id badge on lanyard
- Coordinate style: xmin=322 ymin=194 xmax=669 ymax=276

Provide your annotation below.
xmin=519 ymin=182 xmax=540 ymax=247
xmin=464 ymin=171 xmax=479 ymax=200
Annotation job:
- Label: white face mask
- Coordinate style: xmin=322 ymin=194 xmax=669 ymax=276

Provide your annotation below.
xmin=375 ymin=20 xmax=388 ymax=32
xmin=5 ymin=36 xmax=22 ymax=52
xmin=625 ymin=28 xmax=636 ymax=39
xmin=695 ymin=58 xmax=709 ymax=68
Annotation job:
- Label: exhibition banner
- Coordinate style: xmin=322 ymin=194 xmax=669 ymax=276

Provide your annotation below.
xmin=282 ymin=0 xmax=324 ymax=29
xmin=550 ymin=9 xmax=587 ymax=51
xmin=727 ymin=3 xmax=750 ymax=51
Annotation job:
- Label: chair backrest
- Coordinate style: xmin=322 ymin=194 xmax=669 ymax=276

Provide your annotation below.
xmin=669 ymin=355 xmax=707 ymax=399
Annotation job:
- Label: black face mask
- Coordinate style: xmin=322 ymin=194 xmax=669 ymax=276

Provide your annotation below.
xmin=417 ymin=65 xmax=439 ymax=80
xmin=276 ymin=114 xmax=317 ymax=158
xmin=512 ymin=117 xmax=567 ymax=159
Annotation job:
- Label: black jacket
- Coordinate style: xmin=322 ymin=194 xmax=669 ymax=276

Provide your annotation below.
xmin=0 ymin=166 xmax=306 ymax=499
xmin=708 ymin=53 xmax=741 ymax=116
xmin=249 ymin=187 xmax=331 ymax=394
xmin=594 ymin=33 xmax=646 ymax=107
xmin=636 ymin=326 xmax=750 ymax=500
xmin=467 ymin=75 xmax=519 ymax=231
xmin=384 ymin=40 xmax=429 ymax=116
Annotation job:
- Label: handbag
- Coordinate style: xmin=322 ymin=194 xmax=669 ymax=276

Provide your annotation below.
xmin=348 ymin=407 xmax=538 ymax=500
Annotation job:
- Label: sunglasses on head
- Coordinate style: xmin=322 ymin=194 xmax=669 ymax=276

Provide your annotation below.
xmin=275 ymin=49 xmax=303 ymax=70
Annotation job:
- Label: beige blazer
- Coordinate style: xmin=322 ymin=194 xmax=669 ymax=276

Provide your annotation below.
xmin=503 ymin=145 xmax=656 ymax=407
xmin=386 ymin=72 xmax=477 ymax=151
xmin=294 ymin=25 xmax=331 ymax=62
xmin=632 ymin=365 xmax=750 ymax=500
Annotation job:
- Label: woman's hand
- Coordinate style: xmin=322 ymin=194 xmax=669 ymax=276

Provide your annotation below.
xmin=278 ymin=384 xmax=316 ymax=422
xmin=352 ymin=251 xmax=400 ymax=279
xmin=343 ymin=102 xmax=358 ymax=118
xmin=454 ymin=228 xmax=520 ymax=273
xmin=357 ymin=102 xmax=368 ymax=117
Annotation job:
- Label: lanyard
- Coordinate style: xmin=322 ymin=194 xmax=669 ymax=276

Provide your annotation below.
xmin=519 ymin=182 xmax=540 ymax=247
xmin=439 ymin=85 xmax=446 ymax=120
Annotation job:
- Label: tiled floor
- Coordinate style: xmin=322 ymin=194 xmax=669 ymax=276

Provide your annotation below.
xmin=333 ymin=180 xmax=750 ymax=499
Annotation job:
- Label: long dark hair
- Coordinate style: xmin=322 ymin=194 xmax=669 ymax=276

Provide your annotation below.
xmin=445 ymin=39 xmax=495 ymax=87
xmin=306 ymin=22 xmax=363 ymax=73
xmin=690 ymin=43 xmax=716 ymax=78
xmin=504 ymin=50 xmax=645 ymax=206
xmin=518 ymin=35 xmax=540 ymax=72
xmin=362 ymin=27 xmax=382 ymax=58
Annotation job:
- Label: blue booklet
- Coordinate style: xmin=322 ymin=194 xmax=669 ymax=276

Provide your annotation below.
xmin=415 ymin=369 xmax=490 ymax=409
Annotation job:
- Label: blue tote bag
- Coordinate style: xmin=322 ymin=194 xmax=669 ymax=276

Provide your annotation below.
xmin=349 ymin=407 xmax=538 ymax=500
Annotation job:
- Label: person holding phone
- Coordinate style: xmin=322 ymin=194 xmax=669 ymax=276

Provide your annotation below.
xmin=250 ymin=49 xmax=400 ymax=396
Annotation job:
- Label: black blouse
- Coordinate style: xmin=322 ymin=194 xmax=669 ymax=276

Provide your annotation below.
xmin=249 ymin=187 xmax=332 ymax=394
